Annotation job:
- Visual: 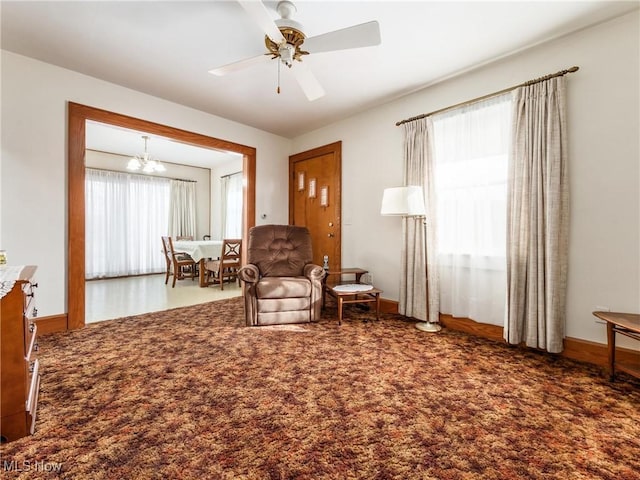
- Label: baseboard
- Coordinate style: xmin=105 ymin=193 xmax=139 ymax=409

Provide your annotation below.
xmin=380 ymin=298 xmax=398 ymax=314
xmin=439 ymin=314 xmax=505 ymax=342
xmin=35 ymin=314 xmax=68 ymax=335
xmin=437 ymin=313 xmax=639 ymax=370
xmin=563 ymin=336 xmax=640 ymax=368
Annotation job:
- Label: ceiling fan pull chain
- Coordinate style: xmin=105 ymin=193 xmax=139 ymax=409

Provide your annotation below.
xmin=277 ymin=60 xmax=281 ymax=94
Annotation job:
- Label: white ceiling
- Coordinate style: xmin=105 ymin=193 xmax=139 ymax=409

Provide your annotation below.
xmin=2 ymin=0 xmax=638 ymax=142
xmin=85 ymin=121 xmax=241 ymax=168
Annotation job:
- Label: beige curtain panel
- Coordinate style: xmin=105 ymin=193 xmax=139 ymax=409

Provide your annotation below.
xmin=505 ymin=77 xmax=569 ymax=353
xmin=401 ymin=119 xmax=440 ymax=323
xmin=168 ymin=179 xmax=197 ymax=239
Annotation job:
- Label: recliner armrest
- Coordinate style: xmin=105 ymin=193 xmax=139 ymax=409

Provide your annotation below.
xmin=304 ymin=264 xmax=326 ymax=283
xmin=238 ymin=264 xmax=260 ymax=284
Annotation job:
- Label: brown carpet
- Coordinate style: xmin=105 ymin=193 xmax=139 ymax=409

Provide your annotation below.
xmin=2 ymin=297 xmax=639 ymax=480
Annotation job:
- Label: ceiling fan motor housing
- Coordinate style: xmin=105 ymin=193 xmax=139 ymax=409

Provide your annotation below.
xmin=264 ymin=26 xmax=307 ymax=64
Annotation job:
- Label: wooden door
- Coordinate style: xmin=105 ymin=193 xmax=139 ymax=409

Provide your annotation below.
xmin=289 ymin=142 xmax=341 ymax=271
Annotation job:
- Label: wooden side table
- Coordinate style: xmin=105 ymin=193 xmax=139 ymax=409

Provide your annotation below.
xmin=323 ymin=268 xmax=382 ymax=325
xmin=324 ymin=267 xmax=369 ymax=284
xmin=592 ymin=311 xmax=640 ymax=381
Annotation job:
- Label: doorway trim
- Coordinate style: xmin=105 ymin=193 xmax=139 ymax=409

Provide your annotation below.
xmin=68 ymin=102 xmax=256 ymax=330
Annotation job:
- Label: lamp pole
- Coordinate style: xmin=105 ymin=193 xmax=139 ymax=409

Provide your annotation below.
xmin=380 ymin=186 xmax=441 ymax=333
xmin=415 ymin=216 xmax=441 ymax=332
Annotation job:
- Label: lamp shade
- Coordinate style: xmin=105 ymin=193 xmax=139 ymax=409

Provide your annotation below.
xmin=380 ymin=186 xmax=426 ymax=216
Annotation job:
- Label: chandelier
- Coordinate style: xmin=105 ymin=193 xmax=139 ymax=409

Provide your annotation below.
xmin=126 ymin=135 xmax=166 ymax=173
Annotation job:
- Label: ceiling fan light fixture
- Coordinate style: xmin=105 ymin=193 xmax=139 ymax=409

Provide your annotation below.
xmin=279 ymin=44 xmax=296 ymax=67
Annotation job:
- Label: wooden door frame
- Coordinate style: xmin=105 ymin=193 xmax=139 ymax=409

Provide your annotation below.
xmin=68 ymin=102 xmax=256 ymax=330
xmin=288 ymin=141 xmax=342 ymax=268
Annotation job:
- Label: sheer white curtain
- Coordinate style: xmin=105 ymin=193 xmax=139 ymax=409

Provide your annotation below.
xmin=431 ymin=95 xmax=512 ymax=326
xmin=168 ymin=180 xmax=196 ymax=239
xmin=85 ymin=169 xmax=170 ymax=279
xmin=221 ymin=172 xmax=243 ymax=238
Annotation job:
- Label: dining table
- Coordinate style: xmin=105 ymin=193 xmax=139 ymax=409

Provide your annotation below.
xmin=173 ymin=239 xmax=223 ymax=287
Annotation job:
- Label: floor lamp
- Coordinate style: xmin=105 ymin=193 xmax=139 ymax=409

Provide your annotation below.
xmin=380 ymin=186 xmax=441 ymax=333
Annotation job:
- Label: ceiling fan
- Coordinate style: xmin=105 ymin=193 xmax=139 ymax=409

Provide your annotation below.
xmin=209 ymin=0 xmax=381 ymax=101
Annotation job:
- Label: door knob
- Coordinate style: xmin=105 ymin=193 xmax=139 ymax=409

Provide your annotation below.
xmin=327 ymin=233 xmax=334 ymax=238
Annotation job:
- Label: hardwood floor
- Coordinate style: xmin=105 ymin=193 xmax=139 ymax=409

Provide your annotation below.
xmin=85 ymin=274 xmax=241 ymax=323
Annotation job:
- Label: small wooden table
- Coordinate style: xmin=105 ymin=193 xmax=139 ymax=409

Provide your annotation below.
xmin=323 ymin=268 xmax=382 ymax=325
xmin=592 ymin=311 xmax=640 ymax=381
xmin=324 ymin=267 xmax=369 ymax=284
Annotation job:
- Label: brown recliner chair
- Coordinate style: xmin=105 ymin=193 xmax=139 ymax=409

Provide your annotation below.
xmin=238 ymin=225 xmax=325 ymax=326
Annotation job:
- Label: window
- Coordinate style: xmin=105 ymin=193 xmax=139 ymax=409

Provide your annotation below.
xmin=85 ymin=169 xmax=170 ymax=279
xmin=431 ymin=94 xmax=512 ymax=325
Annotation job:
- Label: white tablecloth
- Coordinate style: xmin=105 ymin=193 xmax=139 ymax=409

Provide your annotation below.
xmin=173 ymin=240 xmax=223 ymax=263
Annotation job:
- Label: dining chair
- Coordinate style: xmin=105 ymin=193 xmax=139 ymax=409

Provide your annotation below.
xmin=204 ymin=239 xmax=242 ymax=290
xmin=161 ymin=236 xmax=197 ymax=287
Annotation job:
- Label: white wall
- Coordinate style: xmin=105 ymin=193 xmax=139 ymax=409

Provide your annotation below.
xmin=1 ymin=51 xmax=291 ymax=317
xmin=86 ymin=150 xmax=212 ymax=239
xmin=292 ymin=11 xmax=640 ymax=346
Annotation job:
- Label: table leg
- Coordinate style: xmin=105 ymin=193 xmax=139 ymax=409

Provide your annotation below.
xmin=607 ymin=321 xmax=616 ymax=381
xmin=338 ymin=296 xmax=344 ymax=326
xmin=375 ymin=293 xmax=380 ymax=321
xmin=199 ymin=259 xmax=206 ymax=287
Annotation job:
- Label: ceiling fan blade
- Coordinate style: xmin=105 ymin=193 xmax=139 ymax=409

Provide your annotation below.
xmin=304 ymin=21 xmax=381 ymax=54
xmin=209 ymin=54 xmax=268 ymax=76
xmin=291 ymin=62 xmax=325 ymax=101
xmin=237 ymin=0 xmax=285 ymax=44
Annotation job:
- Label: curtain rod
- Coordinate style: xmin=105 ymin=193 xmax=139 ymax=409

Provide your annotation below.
xmin=86 ymin=166 xmax=197 ymax=183
xmin=395 ymin=66 xmax=579 ymax=127
xmin=220 ymin=170 xmax=242 ymax=179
